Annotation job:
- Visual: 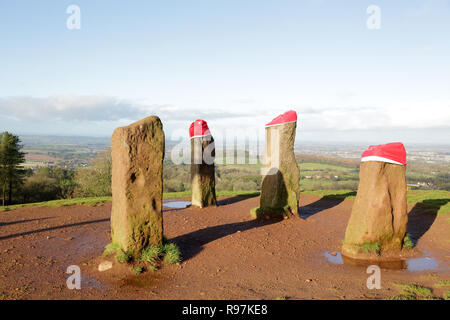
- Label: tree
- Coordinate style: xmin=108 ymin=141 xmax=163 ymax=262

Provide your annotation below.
xmin=0 ymin=132 xmax=26 ymax=205
xmin=74 ymin=150 xmax=112 ymax=197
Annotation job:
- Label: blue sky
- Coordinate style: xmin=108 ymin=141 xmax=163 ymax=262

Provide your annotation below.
xmin=0 ymin=0 xmax=449 ymax=144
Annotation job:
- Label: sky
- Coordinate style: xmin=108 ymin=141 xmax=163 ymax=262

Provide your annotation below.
xmin=0 ymin=0 xmax=449 ymax=144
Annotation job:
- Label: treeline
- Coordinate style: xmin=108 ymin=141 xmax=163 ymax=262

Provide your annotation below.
xmin=20 ymin=150 xmax=112 ymax=203
xmin=0 ymin=131 xmax=112 ymax=205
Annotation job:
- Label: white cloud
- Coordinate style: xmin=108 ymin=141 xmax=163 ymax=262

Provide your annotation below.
xmin=0 ymin=95 xmax=449 ymax=142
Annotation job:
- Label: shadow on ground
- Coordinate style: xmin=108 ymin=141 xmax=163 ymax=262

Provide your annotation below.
xmin=299 ymin=192 xmax=356 ymax=219
xmin=407 ymin=198 xmax=450 ymax=247
xmin=0 ymin=217 xmax=54 ymax=227
xmin=171 ymin=218 xmax=280 ymax=261
xmin=217 ymin=192 xmax=260 ymax=206
xmin=0 ymin=218 xmax=110 ymax=241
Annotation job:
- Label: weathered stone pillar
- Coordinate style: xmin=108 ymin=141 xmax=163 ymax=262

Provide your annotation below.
xmin=110 ymin=116 xmax=165 ymax=255
xmin=190 ymin=119 xmax=217 ymax=208
xmin=252 ymin=110 xmax=300 ymax=219
xmin=342 ymin=142 xmax=408 ymax=259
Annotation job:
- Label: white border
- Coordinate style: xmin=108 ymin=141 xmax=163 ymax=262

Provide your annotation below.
xmin=361 ymin=156 xmax=404 ymax=165
xmin=190 ymin=133 xmax=212 ymax=139
xmin=265 ymin=120 xmax=297 ymax=128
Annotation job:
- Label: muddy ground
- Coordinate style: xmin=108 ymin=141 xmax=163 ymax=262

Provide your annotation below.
xmin=0 ymin=194 xmax=449 ymax=300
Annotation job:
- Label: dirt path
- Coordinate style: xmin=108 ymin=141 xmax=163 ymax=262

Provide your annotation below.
xmin=0 ymin=194 xmax=449 ymax=300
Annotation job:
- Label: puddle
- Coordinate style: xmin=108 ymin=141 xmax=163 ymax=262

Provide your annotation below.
xmin=324 ymin=251 xmax=344 ymax=264
xmin=324 ymin=251 xmax=438 ymax=271
xmin=406 ymin=257 xmax=438 ymax=271
xmin=163 ymin=201 xmax=191 ymax=209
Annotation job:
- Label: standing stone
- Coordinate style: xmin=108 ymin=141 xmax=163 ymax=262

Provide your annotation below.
xmin=190 ymin=119 xmax=217 ymax=208
xmin=252 ymin=110 xmax=300 ymax=219
xmin=110 ymin=116 xmax=165 ymax=255
xmin=342 ymin=142 xmax=408 ymax=259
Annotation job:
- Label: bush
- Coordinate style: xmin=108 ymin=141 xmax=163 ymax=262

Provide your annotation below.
xmin=74 ymin=150 xmax=111 ymax=197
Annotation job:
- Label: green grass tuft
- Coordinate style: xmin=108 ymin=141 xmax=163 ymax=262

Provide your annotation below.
xmin=402 ymin=233 xmax=414 ymax=249
xmin=115 ymin=250 xmax=133 ymax=263
xmin=139 ymin=246 xmax=161 ymax=263
xmin=150 ymin=265 xmax=158 ymax=272
xmin=161 ymin=242 xmax=181 ymax=264
xmin=136 ymin=239 xmax=181 ymax=266
xmin=420 ymin=296 xmax=442 ymax=300
xmin=395 ymin=284 xmax=432 ymax=297
xmin=361 ymin=242 xmax=380 ymax=255
xmin=132 ymin=266 xmax=144 ymax=275
xmin=435 ymin=280 xmax=450 ymax=287
xmin=103 ymin=242 xmax=122 ymax=256
xmin=444 ymin=290 xmax=450 ymax=300
xmin=385 ymin=295 xmax=416 ymax=300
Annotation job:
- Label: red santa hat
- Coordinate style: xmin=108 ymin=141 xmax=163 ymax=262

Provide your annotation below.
xmin=361 ymin=142 xmax=407 ymax=165
xmin=189 ymin=119 xmax=211 ymax=139
xmin=265 ymin=110 xmax=297 ymax=128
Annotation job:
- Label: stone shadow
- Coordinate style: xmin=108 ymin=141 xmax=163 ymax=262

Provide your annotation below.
xmin=299 ymin=192 xmax=356 ymax=219
xmin=0 ymin=218 xmax=109 ymax=241
xmin=171 ymin=218 xmax=281 ymax=261
xmin=406 ymin=198 xmax=449 ymax=246
xmin=0 ymin=217 xmax=54 ymax=227
xmin=216 ymin=192 xmax=260 ymax=206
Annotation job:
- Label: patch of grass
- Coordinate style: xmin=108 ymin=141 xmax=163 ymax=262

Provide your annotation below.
xmin=0 ymin=196 xmax=112 ymax=212
xmin=161 ymin=242 xmax=181 ymax=264
xmin=275 ymin=296 xmax=286 ymax=300
xmin=150 ymin=265 xmax=158 ymax=272
xmin=444 ymin=290 xmax=450 ymax=300
xmin=103 ymin=242 xmax=122 ymax=256
xmin=115 ymin=250 xmax=133 ymax=263
xmin=421 ymin=273 xmax=439 ymax=279
xmin=395 ymin=284 xmax=432 ymax=297
xmin=132 ymin=266 xmax=144 ymax=275
xmin=302 ymin=189 xmax=356 ymax=200
xmin=139 ymin=246 xmax=161 ymax=263
xmin=104 ymin=242 xmax=134 ymax=263
xmin=406 ymin=191 xmax=450 ymax=216
xmin=434 ymin=280 xmax=450 ymax=287
xmin=402 ymin=233 xmax=414 ymax=249
xmin=136 ymin=239 xmax=181 ymax=266
xmin=361 ymin=242 xmax=380 ymax=255
xmin=385 ymin=295 xmax=416 ymax=300
xmin=0 ymin=190 xmax=261 ymax=212
xmin=163 ymin=190 xmax=260 ymax=200
xmin=421 ymin=296 xmax=442 ymax=300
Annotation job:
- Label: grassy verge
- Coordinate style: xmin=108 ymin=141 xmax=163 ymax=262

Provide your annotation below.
xmin=2 ymin=189 xmax=449 ymax=214
xmin=386 ymin=283 xmax=441 ymax=300
xmin=0 ymin=190 xmax=260 ymax=212
xmin=0 ymin=196 xmax=112 ymax=212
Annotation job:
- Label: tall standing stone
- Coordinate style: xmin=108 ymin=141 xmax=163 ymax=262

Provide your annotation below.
xmin=190 ymin=119 xmax=217 ymax=208
xmin=252 ymin=110 xmax=300 ymax=219
xmin=110 ymin=116 xmax=165 ymax=255
xmin=342 ymin=142 xmax=408 ymax=259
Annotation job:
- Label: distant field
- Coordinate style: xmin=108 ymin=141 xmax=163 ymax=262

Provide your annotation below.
xmin=300 ymin=162 xmax=354 ymax=172
xmin=25 ymin=153 xmax=59 ymax=162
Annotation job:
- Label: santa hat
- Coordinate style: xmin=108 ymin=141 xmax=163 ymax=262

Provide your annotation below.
xmin=265 ymin=110 xmax=297 ymax=128
xmin=189 ymin=119 xmax=211 ymax=139
xmin=361 ymin=142 xmax=407 ymax=165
